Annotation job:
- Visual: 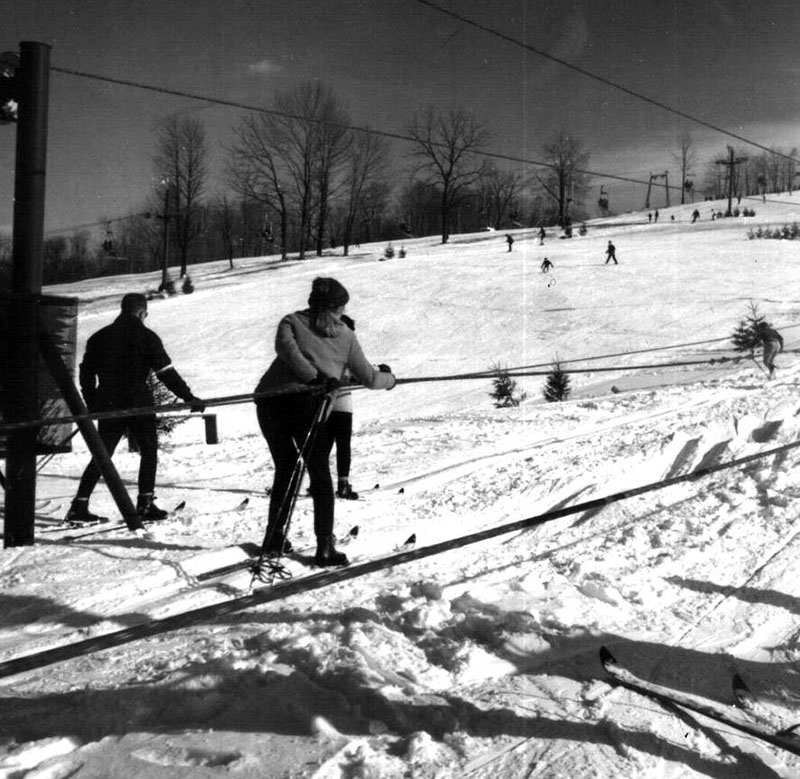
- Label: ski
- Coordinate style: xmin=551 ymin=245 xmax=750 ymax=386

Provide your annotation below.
xmin=732 ymin=672 xmax=800 ymax=738
xmin=195 ymin=528 xmax=363 ymax=582
xmin=38 ymin=516 xmax=111 ymax=535
xmin=600 ymin=646 xmax=800 ymax=756
xmin=60 ymin=500 xmax=187 ymax=540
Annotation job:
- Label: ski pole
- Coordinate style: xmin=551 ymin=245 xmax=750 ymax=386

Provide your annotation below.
xmin=253 ymin=391 xmax=334 ymax=582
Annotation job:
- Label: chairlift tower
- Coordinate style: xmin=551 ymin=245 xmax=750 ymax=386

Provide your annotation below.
xmin=714 ymin=145 xmax=748 ymax=217
xmin=644 ymin=171 xmax=670 ymax=210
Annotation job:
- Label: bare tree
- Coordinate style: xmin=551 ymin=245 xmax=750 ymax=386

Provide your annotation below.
xmin=478 ymin=163 xmax=522 ymax=229
xmin=538 ymin=130 xmax=590 ymax=228
xmin=229 ymin=82 xmax=351 ymax=260
xmin=336 ymin=129 xmax=391 ymax=255
xmin=407 ymin=107 xmax=490 ymax=243
xmin=228 ymin=113 xmax=292 ymax=260
xmin=153 ymin=113 xmax=209 ymax=277
xmin=311 ymin=96 xmax=351 ymax=256
xmin=672 ymin=130 xmax=697 ymax=205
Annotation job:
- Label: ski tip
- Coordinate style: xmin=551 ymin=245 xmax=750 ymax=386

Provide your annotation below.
xmin=174 ymin=500 xmax=186 ymax=511
xmin=599 ymin=645 xmax=618 ymax=668
xmin=348 ymin=525 xmax=359 ymax=538
xmin=731 ymin=672 xmax=752 ymax=706
xmin=398 ymin=487 xmax=405 ymax=494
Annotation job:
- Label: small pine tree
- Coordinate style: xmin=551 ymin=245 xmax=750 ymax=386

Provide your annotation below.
xmin=384 ymin=243 xmax=395 ymax=259
xmin=731 ymin=301 xmax=768 ymax=356
xmin=128 ymin=373 xmax=190 ymax=451
xmin=543 ymin=360 xmax=571 ymax=402
xmin=489 ymin=364 xmax=526 ymax=407
xmin=182 ymin=275 xmax=194 ymax=294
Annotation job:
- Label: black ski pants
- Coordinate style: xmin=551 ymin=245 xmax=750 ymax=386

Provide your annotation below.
xmin=257 ymin=393 xmax=334 ymax=538
xmin=326 ymin=410 xmax=353 ymax=480
xmin=76 ymin=414 xmax=158 ymax=499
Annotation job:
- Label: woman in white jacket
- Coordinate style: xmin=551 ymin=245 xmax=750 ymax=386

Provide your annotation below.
xmin=254 ymin=277 xmax=395 ymax=566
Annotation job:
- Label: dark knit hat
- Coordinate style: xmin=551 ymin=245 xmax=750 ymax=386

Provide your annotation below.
xmin=308 ymin=277 xmax=349 ymax=310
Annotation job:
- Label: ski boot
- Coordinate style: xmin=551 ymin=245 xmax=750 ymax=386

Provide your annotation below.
xmin=64 ymin=498 xmax=108 ymax=526
xmin=314 ymin=535 xmax=349 ymax=567
xmin=336 ymin=480 xmax=359 ymax=500
xmin=136 ymin=493 xmax=169 ymax=522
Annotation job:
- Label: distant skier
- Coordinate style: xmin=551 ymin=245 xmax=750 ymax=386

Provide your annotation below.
xmin=538 ymin=227 xmax=546 ymax=245
xmin=604 ymin=241 xmax=618 ymax=265
xmin=540 ymin=257 xmax=553 ymax=273
xmin=654 ymin=209 xmax=659 ymax=222
xmin=506 ymin=234 xmax=514 ymax=252
xmin=759 ymin=323 xmax=784 ymax=379
xmin=691 ymin=209 xmax=700 ymax=223
xmin=648 ymin=212 xmax=652 ymax=223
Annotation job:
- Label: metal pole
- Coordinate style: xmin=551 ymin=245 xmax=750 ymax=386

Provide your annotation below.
xmin=726 ymin=146 xmax=734 ymax=217
xmin=5 ymin=42 xmax=50 ymax=547
xmin=160 ymin=183 xmax=169 ymax=290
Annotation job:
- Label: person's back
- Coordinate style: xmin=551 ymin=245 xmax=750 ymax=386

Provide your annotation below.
xmin=82 ymin=314 xmax=169 ymax=411
xmin=67 ymin=292 xmax=204 ymax=528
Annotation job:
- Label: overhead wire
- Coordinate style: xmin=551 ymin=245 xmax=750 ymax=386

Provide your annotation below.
xmin=46 ymin=58 xmax=791 ymax=236
xmin=410 ymin=0 xmax=800 ymax=166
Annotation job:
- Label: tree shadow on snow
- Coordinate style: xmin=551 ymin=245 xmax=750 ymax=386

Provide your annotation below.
xmin=0 ymin=592 xmax=149 ymax=630
xmin=665 ymin=575 xmax=800 ymax=615
xmin=0 ymin=651 xmax=782 ymax=779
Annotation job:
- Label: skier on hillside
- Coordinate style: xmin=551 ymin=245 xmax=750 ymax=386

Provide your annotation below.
xmin=759 ymin=322 xmax=784 ymax=379
xmin=540 ymin=257 xmax=553 ymax=273
xmin=605 ymin=241 xmax=618 ymax=265
xmin=506 ymin=234 xmax=514 ymax=252
xmin=254 ymin=277 xmax=396 ymax=566
xmin=538 ymin=227 xmax=546 ymax=245
xmin=65 ymin=292 xmax=206 ymax=525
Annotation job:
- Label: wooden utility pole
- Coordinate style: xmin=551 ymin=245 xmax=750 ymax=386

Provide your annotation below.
xmin=5 ymin=42 xmax=50 ymax=547
xmin=715 ymin=145 xmax=748 ymax=217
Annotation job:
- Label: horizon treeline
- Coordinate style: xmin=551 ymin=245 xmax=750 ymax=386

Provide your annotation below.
xmin=0 ymin=80 xmax=795 ymax=287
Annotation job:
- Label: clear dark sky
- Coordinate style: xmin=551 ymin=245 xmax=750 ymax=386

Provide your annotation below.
xmin=2 ymin=0 xmax=799 ymax=234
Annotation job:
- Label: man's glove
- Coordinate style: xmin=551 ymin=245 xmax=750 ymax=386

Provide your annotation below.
xmin=377 ymin=363 xmax=392 ymax=373
xmin=309 ymin=375 xmax=342 ymax=394
xmin=187 ymin=395 xmax=206 ymax=413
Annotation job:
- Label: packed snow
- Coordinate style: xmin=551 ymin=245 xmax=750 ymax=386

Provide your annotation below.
xmin=3 ymin=197 xmax=800 ymax=778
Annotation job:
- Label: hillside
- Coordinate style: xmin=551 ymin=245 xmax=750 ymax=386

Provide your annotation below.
xmin=2 ymin=196 xmax=800 ymax=778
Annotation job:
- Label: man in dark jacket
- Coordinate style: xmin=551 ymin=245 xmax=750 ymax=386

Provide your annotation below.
xmin=65 ymin=293 xmax=205 ymax=524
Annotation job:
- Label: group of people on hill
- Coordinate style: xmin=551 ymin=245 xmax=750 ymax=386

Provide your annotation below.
xmin=65 ymin=279 xmax=396 ymax=567
xmin=64 ymin=258 xmax=787 ymax=566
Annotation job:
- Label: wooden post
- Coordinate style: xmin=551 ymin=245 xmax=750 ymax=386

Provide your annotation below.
xmin=4 ymin=42 xmax=50 ymax=547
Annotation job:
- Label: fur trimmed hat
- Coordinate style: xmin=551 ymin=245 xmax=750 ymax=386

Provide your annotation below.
xmin=308 ymin=277 xmax=349 ymax=310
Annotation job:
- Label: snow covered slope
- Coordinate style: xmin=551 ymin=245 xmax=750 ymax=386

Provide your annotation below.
xmin=2 ymin=197 xmax=800 ymax=778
